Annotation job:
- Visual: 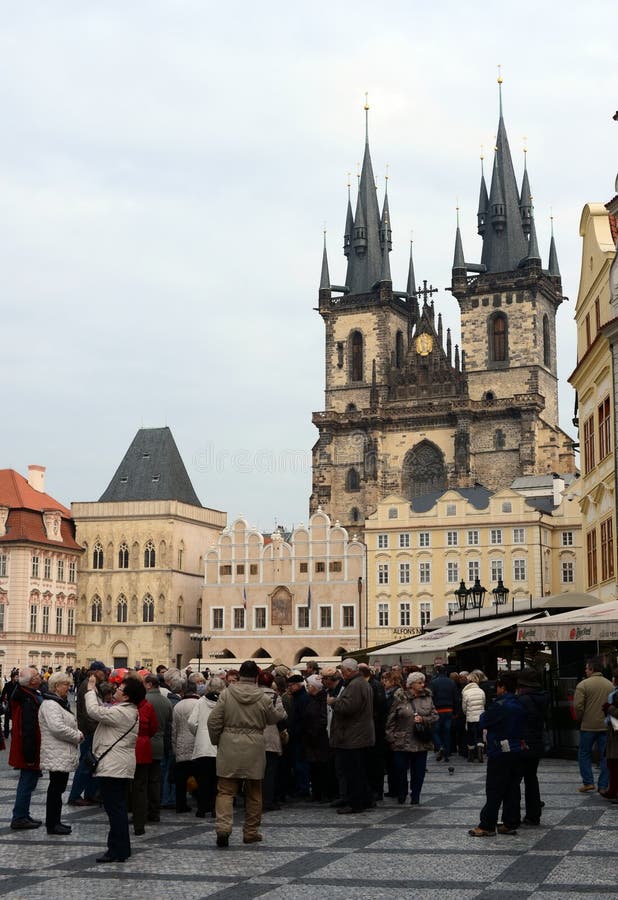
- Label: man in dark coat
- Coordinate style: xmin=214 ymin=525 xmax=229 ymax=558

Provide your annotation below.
xmin=429 ymin=666 xmax=458 ymax=762
xmin=9 ymin=666 xmax=43 ymax=829
xmin=68 ymin=661 xmax=108 ymax=806
xmin=328 ymin=658 xmax=374 ymax=814
xmin=286 ymin=674 xmax=311 ymax=798
xmin=517 ymin=668 xmax=549 ymax=825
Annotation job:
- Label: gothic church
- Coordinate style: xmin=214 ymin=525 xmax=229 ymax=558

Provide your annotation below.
xmin=311 ymin=87 xmax=576 ymax=533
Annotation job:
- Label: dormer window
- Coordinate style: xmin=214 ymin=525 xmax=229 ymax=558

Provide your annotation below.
xmin=42 ymin=510 xmax=62 ymax=542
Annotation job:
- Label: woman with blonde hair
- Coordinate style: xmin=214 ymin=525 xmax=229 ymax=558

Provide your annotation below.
xmin=461 ymin=672 xmax=486 ymax=763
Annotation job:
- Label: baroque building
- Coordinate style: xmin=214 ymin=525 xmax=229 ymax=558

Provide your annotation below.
xmin=570 ymin=176 xmax=618 ymax=601
xmin=73 ymin=427 xmax=225 ymax=670
xmin=203 ymin=510 xmax=364 ymax=667
xmin=311 ymin=86 xmax=576 ymax=533
xmin=0 ymin=465 xmax=81 ymax=674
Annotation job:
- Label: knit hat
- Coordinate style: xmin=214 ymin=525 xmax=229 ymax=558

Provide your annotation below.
xmin=287 ymin=674 xmax=304 ymax=684
xmin=90 ymin=661 xmax=108 ymax=673
xmin=517 ymin=668 xmax=542 ymax=690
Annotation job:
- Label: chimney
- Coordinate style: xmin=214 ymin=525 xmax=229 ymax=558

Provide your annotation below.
xmin=27 ymin=465 xmax=46 ymax=493
xmin=552 ymin=473 xmax=565 ymax=507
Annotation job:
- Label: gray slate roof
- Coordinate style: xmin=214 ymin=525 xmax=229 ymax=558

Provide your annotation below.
xmin=410 ymin=485 xmax=492 ymax=513
xmin=99 ymin=427 xmax=202 ymax=507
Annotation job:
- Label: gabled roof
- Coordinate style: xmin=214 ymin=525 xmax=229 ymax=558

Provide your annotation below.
xmin=0 ymin=469 xmax=70 ymax=515
xmin=99 ymin=427 xmax=202 ymax=507
xmin=0 ymin=469 xmax=80 ymax=550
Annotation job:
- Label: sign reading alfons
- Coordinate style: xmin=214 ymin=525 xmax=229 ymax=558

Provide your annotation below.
xmin=516 ymin=599 xmax=618 ymax=643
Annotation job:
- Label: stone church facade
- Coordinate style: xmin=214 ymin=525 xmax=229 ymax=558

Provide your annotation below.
xmin=311 ymin=89 xmax=576 ymax=533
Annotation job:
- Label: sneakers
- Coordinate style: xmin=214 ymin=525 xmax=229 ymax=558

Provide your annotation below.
xmin=497 ymin=824 xmax=518 ymax=835
xmin=578 ymin=784 xmax=595 ymax=793
xmin=243 ymin=833 xmax=263 ymax=844
xmin=216 ymin=832 xmax=229 ymax=848
xmin=468 ymin=826 xmax=495 ymax=837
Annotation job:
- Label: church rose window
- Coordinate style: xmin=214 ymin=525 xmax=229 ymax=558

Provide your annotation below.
xmin=402 ymin=441 xmax=446 ymax=499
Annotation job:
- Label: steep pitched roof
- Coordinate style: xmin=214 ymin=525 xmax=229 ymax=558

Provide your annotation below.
xmin=99 ymin=427 xmax=202 ymax=507
xmin=0 ymin=469 xmax=80 ymax=549
xmin=0 ymin=469 xmax=70 ymax=515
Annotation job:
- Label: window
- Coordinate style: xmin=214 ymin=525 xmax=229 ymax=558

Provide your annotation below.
xmin=513 ymin=528 xmax=525 ymax=544
xmin=315 ymin=561 xmax=325 ymax=573
xmin=142 ymin=594 xmax=155 ymax=623
xmin=250 ymin=563 xmax=259 ymax=575
xmin=447 ymin=601 xmax=459 ymax=616
xmin=467 ymin=530 xmax=479 ymax=546
xmin=388 ymin=507 xmax=398 ymax=519
xmin=42 ymin=606 xmax=49 ymax=634
xmin=561 ymin=561 xmax=574 ymax=583
xmin=43 ymin=557 xmax=51 ymax=579
xmin=419 ymin=602 xmax=432 ymax=628
xmin=118 ymin=542 xmax=129 ymax=568
xmin=601 ymin=518 xmax=615 ymax=582
xmin=446 ymin=504 xmax=456 ymax=517
xmin=419 ymin=532 xmax=430 ymax=548
xmin=399 ymin=533 xmax=410 ymax=548
xmin=57 ymin=560 xmax=64 ymax=581
xmin=399 ymin=603 xmax=411 ymax=627
xmin=117 ymin=595 xmax=128 ymax=623
xmin=587 ymin=529 xmax=598 ymax=587
xmin=490 ymin=312 xmax=508 ymax=361
xmin=351 ymin=507 xmax=360 ymax=523
xmin=583 ymin=415 xmax=595 ymax=473
xmin=0 ymin=605 xmax=4 ymax=631
xmin=585 ymin=312 xmax=591 ymax=347
xmin=32 ymin=555 xmax=40 ymax=578
xmin=0 ymin=554 xmax=6 ymax=577
xmin=56 ymin=607 xmax=63 ymax=634
xmin=219 ymin=564 xmax=232 ymax=576
xmin=298 ymin=607 xmax=310 ymax=628
xmin=395 ymin=330 xmax=404 ymax=368
xmin=513 ymin=558 xmax=527 ymax=582
xmin=346 ymin=468 xmax=360 ymax=492
xmin=599 ymin=397 xmax=611 ymax=460
xmin=446 ymin=531 xmax=458 ymax=546
xmin=144 ymin=540 xmax=156 ymax=568
xmin=561 ymin=531 xmax=574 ymax=547
xmin=212 ymin=608 xmax=224 ymax=629
xmin=490 ymin=529 xmax=503 ymax=545
xmin=90 ymin=596 xmax=102 ymax=623
xmin=234 ymin=608 xmax=245 ymax=629
xmin=30 ymin=604 xmax=37 ymax=632
xmin=399 ymin=562 xmax=411 ymax=584
xmin=93 ymin=542 xmax=103 ymax=569
xmin=236 ymin=564 xmax=245 ymax=575
xmin=342 ymin=605 xmax=355 ymax=628
xmin=501 ymin=502 xmax=512 ymax=513
xmin=543 ymin=314 xmax=551 ymax=367
xmin=329 ymin=561 xmax=342 ymax=573
xmin=595 ymin=296 xmax=601 ymax=332
xmin=419 ymin=562 xmax=431 ymax=583
xmin=490 ymin=559 xmax=504 ymax=582
xmin=299 ymin=562 xmax=308 ymax=574
xmin=447 ymin=561 xmax=459 ymax=584
xmin=468 ymin=559 xmax=480 ymax=582
xmin=254 ymin=607 xmax=266 ymax=629
xmin=196 ymin=603 xmax=202 ymax=626
xmin=377 ymin=564 xmax=389 ymax=585
xmin=178 ymin=548 xmax=184 ymax=569
xmin=378 ymin=603 xmax=389 ymax=627
xmin=319 ymin=606 xmax=332 ymax=628
xmin=377 ymin=534 xmax=389 ymax=549
xmin=69 ymin=561 xmax=76 ymax=582
xmin=350 ymin=330 xmax=364 ymax=382
xmin=67 ymin=607 xmax=74 ymax=635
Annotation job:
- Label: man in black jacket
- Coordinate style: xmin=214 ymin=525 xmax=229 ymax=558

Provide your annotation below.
xmin=516 ymin=668 xmax=549 ymax=826
xmin=67 ymin=661 xmax=108 ymax=806
xmin=429 ymin=667 xmax=458 ymax=762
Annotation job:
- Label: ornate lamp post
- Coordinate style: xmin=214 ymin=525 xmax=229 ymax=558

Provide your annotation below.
xmin=469 ymin=577 xmax=487 ymax=611
xmin=492 ymin=578 xmax=509 ymax=606
xmin=189 ymin=632 xmax=211 ymax=674
xmin=455 ymin=580 xmax=471 ymax=612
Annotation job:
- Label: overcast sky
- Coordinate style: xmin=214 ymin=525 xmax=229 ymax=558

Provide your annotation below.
xmin=2 ymin=1 xmax=616 ymax=530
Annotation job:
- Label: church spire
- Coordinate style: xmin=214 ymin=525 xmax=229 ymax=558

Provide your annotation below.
xmin=548 ymin=215 xmax=560 ymax=277
xmin=343 ymin=178 xmax=354 ymax=257
xmin=380 ymin=173 xmax=392 ymax=252
xmin=319 ymin=231 xmax=331 ymax=291
xmin=452 ymin=206 xmax=466 ymax=273
xmin=519 ymin=144 xmax=532 ymax=235
xmin=477 ymin=150 xmax=489 ymax=236
xmin=526 ymin=204 xmax=541 ymax=266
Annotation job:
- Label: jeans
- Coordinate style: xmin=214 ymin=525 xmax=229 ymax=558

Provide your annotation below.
xmin=160 ymin=753 xmax=176 ymax=806
xmin=46 ymin=771 xmax=69 ymax=828
xmin=99 ymin=777 xmax=131 ymax=860
xmin=68 ymin=734 xmax=99 ymax=801
xmin=12 ymin=768 xmax=41 ymax=821
xmin=578 ymin=730 xmax=608 ymax=790
xmin=393 ymin=750 xmax=428 ymax=803
xmin=432 ymin=712 xmax=453 ymax=758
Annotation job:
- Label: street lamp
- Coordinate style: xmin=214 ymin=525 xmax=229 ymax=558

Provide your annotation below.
xmin=469 ymin=577 xmax=487 ymax=610
xmin=492 ymin=578 xmax=510 ymax=606
xmin=455 ymin=580 xmax=471 ymax=611
xmin=189 ymin=632 xmax=211 ymax=674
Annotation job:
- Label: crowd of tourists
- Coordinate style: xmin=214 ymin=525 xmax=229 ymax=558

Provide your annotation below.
xmin=0 ymin=653 xmax=616 ymax=860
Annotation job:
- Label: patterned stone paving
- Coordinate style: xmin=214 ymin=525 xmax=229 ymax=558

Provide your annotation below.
xmin=0 ymin=754 xmax=616 ymax=899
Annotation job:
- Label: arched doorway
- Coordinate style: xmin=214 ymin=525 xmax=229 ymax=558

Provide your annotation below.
xmin=294 ymin=647 xmax=318 ymax=666
xmin=111 ymin=641 xmax=129 ymax=668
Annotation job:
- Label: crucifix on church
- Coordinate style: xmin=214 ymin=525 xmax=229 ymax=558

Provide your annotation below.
xmin=416 ymin=280 xmax=438 ymax=306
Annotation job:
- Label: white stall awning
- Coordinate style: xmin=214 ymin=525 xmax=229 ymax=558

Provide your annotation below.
xmin=515 ymin=599 xmax=618 ymax=643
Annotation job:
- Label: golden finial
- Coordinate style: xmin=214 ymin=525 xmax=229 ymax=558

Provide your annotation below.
xmin=364 ymin=92 xmax=370 ymax=142
xmin=364 ymin=91 xmax=369 ymax=111
xmin=385 ymin=163 xmax=389 ymax=181
xmin=497 ymin=64 xmax=503 ymax=84
xmin=480 ymin=143 xmax=484 ymax=161
xmin=497 ymin=65 xmax=503 ymax=116
xmin=456 ymin=198 xmax=460 ymax=227
xmin=356 ymin=161 xmax=361 ymax=184
xmin=494 ymin=133 xmax=498 ymax=152
xmin=347 ymin=171 xmax=352 ymax=188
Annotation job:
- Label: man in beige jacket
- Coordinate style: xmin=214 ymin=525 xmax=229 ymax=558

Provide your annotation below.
xmin=574 ymin=657 xmax=614 ymax=793
xmin=207 ymin=660 xmax=283 ymax=847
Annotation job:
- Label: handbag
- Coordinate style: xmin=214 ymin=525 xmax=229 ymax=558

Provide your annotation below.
xmin=86 ymin=716 xmax=137 ymax=773
xmin=411 ymin=699 xmax=432 ymax=742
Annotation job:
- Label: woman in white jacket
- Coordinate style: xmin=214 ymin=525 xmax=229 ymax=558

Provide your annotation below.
xmin=85 ymin=675 xmax=141 ymax=863
xmin=39 ymin=672 xmax=83 ymax=836
xmin=461 ymin=673 xmax=487 ymax=763
xmin=188 ymin=676 xmax=224 ymax=817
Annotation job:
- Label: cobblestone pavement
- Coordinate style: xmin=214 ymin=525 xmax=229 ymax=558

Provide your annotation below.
xmin=0 ymin=753 xmax=615 ymax=899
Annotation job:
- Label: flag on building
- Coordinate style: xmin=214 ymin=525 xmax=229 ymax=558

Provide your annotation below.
xmin=243 ymin=586 xmax=247 ymax=610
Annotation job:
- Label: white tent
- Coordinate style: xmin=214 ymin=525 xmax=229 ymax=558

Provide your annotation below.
xmin=515 ymin=599 xmax=618 ymax=643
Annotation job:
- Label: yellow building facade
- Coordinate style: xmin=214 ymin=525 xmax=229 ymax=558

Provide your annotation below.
xmin=570 ymin=202 xmax=617 ymax=602
xmin=364 ymin=485 xmax=583 ymax=648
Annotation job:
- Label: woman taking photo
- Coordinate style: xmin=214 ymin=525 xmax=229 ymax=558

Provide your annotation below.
xmin=39 ymin=672 xmax=83 ymax=835
xmin=385 ymin=672 xmax=438 ymax=805
xmin=85 ymin=675 xmax=141 ymax=863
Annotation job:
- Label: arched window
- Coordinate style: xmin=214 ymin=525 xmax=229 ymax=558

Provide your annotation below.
xmin=395 ymin=330 xmax=404 ymax=369
xmin=346 ymin=468 xmax=360 ymax=492
xmin=118 ymin=542 xmax=129 ymax=569
xmin=144 ymin=540 xmax=155 ymax=568
xmin=90 ymin=595 xmax=102 ymax=623
xmin=142 ymin=593 xmax=155 ymax=623
xmin=402 ymin=441 xmax=447 ymax=499
xmin=543 ymin=314 xmax=550 ymax=367
xmin=92 ymin=542 xmax=104 ymax=570
xmin=116 ymin=594 xmax=128 ymax=623
xmin=489 ymin=313 xmax=508 ymax=362
xmin=350 ymin=331 xmax=364 ymax=382
xmin=494 ymin=429 xmax=506 ymax=449
xmin=350 ymin=507 xmax=360 ymax=523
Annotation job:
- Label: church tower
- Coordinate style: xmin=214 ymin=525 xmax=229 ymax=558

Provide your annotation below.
xmin=311 ymin=89 xmax=576 ymax=532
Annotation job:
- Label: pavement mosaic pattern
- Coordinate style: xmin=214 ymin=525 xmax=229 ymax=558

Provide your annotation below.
xmin=0 ymin=754 xmax=616 ymax=899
